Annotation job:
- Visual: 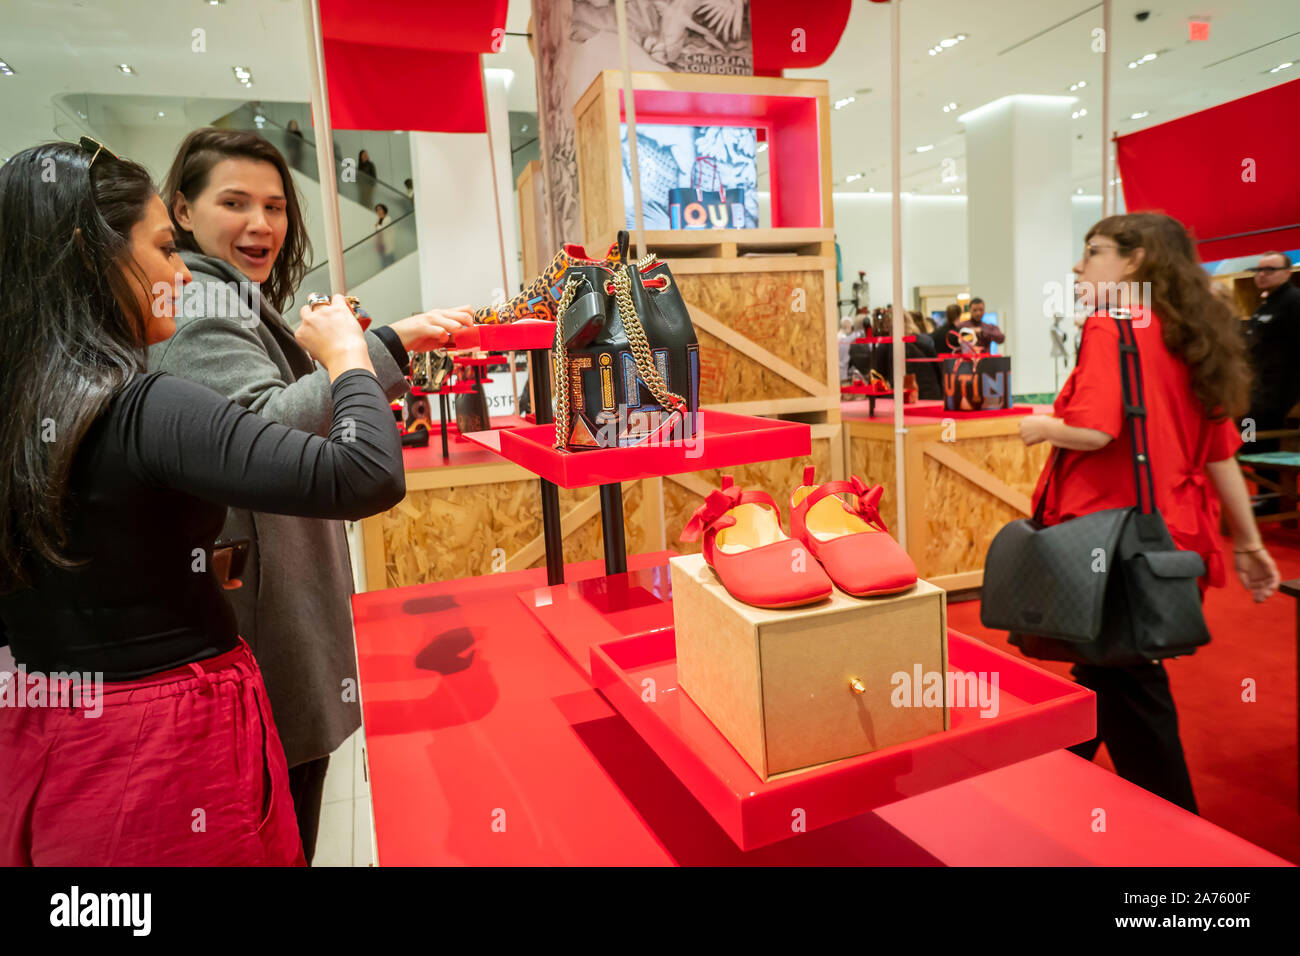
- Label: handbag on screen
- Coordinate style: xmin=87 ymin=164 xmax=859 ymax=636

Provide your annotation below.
xmin=979 ymin=312 xmax=1212 ymax=667
xmin=553 ymin=230 xmax=700 ymax=450
xmin=668 ymin=158 xmax=746 ymax=230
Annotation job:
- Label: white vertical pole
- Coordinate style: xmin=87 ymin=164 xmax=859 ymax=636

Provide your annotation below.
xmin=1101 ymin=0 xmax=1112 ymax=217
xmin=480 ymin=54 xmax=513 ymax=313
xmin=890 ymin=0 xmax=908 ymax=552
xmin=615 ymin=0 xmax=648 ymax=258
xmin=302 ymin=0 xmax=346 ymax=294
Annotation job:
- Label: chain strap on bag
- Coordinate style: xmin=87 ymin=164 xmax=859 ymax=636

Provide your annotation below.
xmin=553 ymin=250 xmax=689 ymax=451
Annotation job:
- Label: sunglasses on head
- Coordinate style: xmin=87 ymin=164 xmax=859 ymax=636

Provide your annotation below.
xmin=78 ymin=136 xmax=119 ymax=169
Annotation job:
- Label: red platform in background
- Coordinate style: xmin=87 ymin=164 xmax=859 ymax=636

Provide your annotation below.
xmin=351 ymin=554 xmax=1290 ymax=866
xmin=449 ymin=319 xmax=555 ymax=352
xmin=464 ymin=411 xmax=810 ymax=489
xmin=840 ymin=398 xmax=1049 ymax=422
xmin=399 ymin=415 xmax=530 ymax=470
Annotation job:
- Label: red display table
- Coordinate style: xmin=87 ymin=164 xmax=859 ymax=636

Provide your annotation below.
xmin=351 ymin=554 xmax=1290 ymax=866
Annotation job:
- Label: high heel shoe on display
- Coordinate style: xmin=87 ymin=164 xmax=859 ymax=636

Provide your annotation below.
xmin=789 ymin=466 xmax=918 ymax=597
xmin=679 ymin=476 xmax=833 ymax=610
xmin=473 ymin=239 xmax=626 ymax=325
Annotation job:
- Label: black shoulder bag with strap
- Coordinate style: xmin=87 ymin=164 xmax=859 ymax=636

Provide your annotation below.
xmin=980 ymin=312 xmax=1212 ymax=667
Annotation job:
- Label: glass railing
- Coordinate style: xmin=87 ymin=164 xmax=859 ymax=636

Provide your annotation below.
xmin=213 ymin=102 xmax=414 ymax=222
xmin=292 ymin=212 xmax=418 ymax=317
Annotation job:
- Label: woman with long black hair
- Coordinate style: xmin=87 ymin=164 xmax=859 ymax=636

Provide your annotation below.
xmin=0 ymin=140 xmax=404 ymax=865
xmin=1018 ymin=212 xmax=1280 ymax=812
xmin=149 ymin=128 xmax=470 ymax=862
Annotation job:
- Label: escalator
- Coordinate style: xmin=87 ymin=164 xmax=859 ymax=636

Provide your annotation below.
xmin=213 ymin=101 xmax=418 ymax=304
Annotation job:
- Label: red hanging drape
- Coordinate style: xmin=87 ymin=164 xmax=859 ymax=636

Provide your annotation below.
xmin=317 ymin=0 xmax=508 ymax=133
xmin=751 ymin=0 xmax=855 ymax=77
xmin=1115 ymin=78 xmax=1300 ymax=261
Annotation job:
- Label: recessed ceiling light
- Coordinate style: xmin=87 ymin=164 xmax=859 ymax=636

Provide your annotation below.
xmin=1072 ymin=108 xmax=1088 ymax=118
xmin=0 ymin=58 xmax=14 ymax=77
xmin=927 ymin=34 xmax=968 ymax=56
xmin=757 ymin=142 xmax=768 ymax=153
xmin=156 ymin=111 xmax=165 ymax=118
xmin=1069 ymin=80 xmax=1087 ymax=91
xmin=1130 ymin=110 xmax=1149 ymax=120
xmin=1076 ymin=188 xmax=1084 ymax=194
xmin=118 ymin=64 xmax=135 ymax=75
xmin=942 ymin=102 xmax=959 ymax=113
xmin=834 ymin=95 xmax=856 ymax=110
xmin=846 ymin=173 xmax=863 ymax=183
xmin=867 ymin=187 xmax=875 ymax=193
xmin=915 ymin=144 xmax=934 ymax=152
xmin=1269 ymin=62 xmax=1293 ymax=73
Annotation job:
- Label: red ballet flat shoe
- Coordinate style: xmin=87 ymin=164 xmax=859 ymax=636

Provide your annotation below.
xmin=789 ymin=467 xmax=917 ymax=597
xmin=679 ymin=476 xmax=832 ymax=610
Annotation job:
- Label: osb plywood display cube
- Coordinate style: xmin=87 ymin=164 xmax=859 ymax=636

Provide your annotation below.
xmin=573 ymin=70 xmax=833 ymax=256
xmin=670 ymin=553 xmax=948 ymax=781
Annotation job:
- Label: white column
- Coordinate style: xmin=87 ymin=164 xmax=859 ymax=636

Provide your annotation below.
xmin=409 ymin=74 xmax=520 ymax=310
xmin=960 ymin=95 xmax=1076 ymax=395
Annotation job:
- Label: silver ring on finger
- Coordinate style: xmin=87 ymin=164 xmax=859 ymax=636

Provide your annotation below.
xmin=306 ymin=293 xmax=331 ymax=309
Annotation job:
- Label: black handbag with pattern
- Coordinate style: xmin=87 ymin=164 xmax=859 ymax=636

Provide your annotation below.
xmin=552 ymin=231 xmax=700 ymax=450
xmin=980 ymin=313 xmax=1212 ymax=666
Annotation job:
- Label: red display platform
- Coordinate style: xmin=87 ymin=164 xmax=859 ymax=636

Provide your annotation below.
xmin=518 ymin=564 xmax=1095 ymax=851
xmin=840 ymin=398 xmax=1047 ymax=422
xmin=450 ymin=319 xmax=555 ymax=352
xmin=351 ymin=555 xmax=1290 ymax=866
xmin=464 ymin=411 xmax=811 ymax=489
xmin=592 ymin=627 xmax=1094 ymax=851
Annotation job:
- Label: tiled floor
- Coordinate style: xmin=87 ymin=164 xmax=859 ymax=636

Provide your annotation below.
xmin=313 ymin=728 xmax=377 ymax=867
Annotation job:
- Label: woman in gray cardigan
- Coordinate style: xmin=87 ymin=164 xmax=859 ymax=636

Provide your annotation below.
xmin=148 ymin=128 xmax=471 ymax=862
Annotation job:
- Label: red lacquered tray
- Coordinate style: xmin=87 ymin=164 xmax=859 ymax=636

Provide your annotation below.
xmin=904 ymin=402 xmax=1033 ymax=419
xmin=590 ymin=627 xmax=1096 ymax=851
xmin=518 ymin=564 xmax=674 ymax=677
xmin=840 ymin=384 xmax=892 ymax=396
xmin=464 ymin=411 xmax=810 ymax=489
xmin=450 ymin=320 xmax=555 ymax=352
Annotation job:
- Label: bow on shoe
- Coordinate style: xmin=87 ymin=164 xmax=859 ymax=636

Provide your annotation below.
xmin=679 ymin=485 xmax=744 ymax=543
xmin=843 ymin=476 xmax=889 ymax=533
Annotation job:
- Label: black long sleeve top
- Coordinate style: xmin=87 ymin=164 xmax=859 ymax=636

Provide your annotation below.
xmin=0 ymin=367 xmax=404 ymax=680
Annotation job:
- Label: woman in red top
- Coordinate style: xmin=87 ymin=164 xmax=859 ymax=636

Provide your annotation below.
xmin=1019 ymin=213 xmax=1279 ymax=813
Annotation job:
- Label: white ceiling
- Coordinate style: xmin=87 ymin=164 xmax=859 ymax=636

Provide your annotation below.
xmin=2 ymin=0 xmax=1297 ymax=199
xmin=791 ymin=0 xmax=1300 ymax=195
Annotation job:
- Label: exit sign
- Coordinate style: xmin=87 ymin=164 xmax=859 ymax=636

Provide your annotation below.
xmin=1188 ymin=20 xmax=1210 ymax=41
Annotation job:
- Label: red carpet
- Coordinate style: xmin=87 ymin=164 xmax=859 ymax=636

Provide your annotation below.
xmin=950 ymin=526 xmax=1300 ymax=863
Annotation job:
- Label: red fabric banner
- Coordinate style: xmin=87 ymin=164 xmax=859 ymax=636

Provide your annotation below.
xmin=751 ymin=0 xmax=854 ymax=77
xmin=318 ymin=0 xmax=508 ymax=133
xmin=1116 ymin=78 xmax=1300 ymax=261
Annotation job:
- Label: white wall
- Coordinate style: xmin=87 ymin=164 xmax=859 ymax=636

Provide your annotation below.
xmin=778 ymin=192 xmax=968 ymax=313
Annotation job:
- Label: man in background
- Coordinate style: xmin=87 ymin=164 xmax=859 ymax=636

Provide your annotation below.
xmin=1243 ymin=252 xmax=1300 ymax=514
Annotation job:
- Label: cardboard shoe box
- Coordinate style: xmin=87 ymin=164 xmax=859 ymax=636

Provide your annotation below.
xmin=669 ymin=553 xmax=948 ymax=781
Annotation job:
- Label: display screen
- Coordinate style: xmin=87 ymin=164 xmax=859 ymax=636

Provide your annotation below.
xmin=620 ymin=123 xmax=758 ymax=230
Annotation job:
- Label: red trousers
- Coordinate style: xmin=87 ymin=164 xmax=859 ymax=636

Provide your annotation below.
xmin=0 ymin=641 xmax=305 ymax=866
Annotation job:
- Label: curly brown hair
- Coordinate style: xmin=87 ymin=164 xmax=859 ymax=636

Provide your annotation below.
xmin=161 ymin=128 xmax=310 ymax=315
xmin=1086 ymin=213 xmax=1251 ymax=419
